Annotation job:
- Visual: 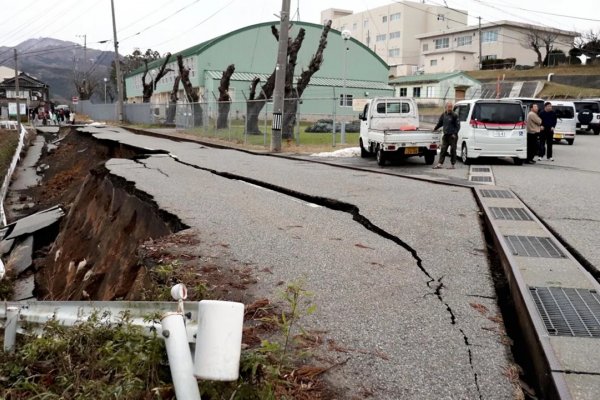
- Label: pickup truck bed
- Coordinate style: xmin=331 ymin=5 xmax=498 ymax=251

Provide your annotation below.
xmin=362 ymin=129 xmax=441 ymax=166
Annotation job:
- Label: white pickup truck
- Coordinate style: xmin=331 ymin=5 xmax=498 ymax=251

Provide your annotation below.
xmin=358 ymin=97 xmax=441 ymax=166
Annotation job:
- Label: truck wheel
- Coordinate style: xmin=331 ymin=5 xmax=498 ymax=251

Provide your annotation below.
xmin=594 ymin=127 xmax=600 ymax=135
xmin=567 ymin=139 xmax=574 ymax=145
xmin=461 ymin=143 xmax=472 ymax=165
xmin=360 ymin=139 xmax=370 ymax=158
xmin=376 ymin=147 xmax=386 ymax=166
xmin=424 ymin=151 xmax=436 ymax=165
xmin=513 ymin=157 xmax=524 ymax=166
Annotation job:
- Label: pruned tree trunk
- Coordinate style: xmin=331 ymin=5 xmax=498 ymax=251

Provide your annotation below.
xmin=142 ymin=53 xmax=172 ymax=103
xmin=282 ymin=21 xmax=332 ymax=138
xmin=177 ymin=55 xmax=203 ymax=126
xmin=217 ymin=64 xmax=235 ymax=129
xmin=166 ymin=75 xmax=180 ymax=125
xmin=246 ymin=73 xmax=275 ymax=134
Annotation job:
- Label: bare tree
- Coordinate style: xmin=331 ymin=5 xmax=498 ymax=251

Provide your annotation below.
xmin=245 ymin=21 xmax=332 ymax=137
xmin=166 ymin=75 xmax=180 ymax=125
xmin=522 ymin=28 xmax=559 ymax=66
xmin=176 ymin=55 xmax=203 ymax=126
xmin=217 ymin=64 xmax=235 ymax=129
xmin=73 ymin=72 xmax=100 ymax=100
xmin=141 ymin=53 xmax=172 ymax=103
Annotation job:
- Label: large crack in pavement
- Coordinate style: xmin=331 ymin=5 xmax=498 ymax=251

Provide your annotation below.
xmin=166 ymin=154 xmax=484 ymax=399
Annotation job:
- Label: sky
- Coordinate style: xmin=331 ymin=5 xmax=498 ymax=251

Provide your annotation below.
xmin=0 ymin=0 xmax=598 ymax=57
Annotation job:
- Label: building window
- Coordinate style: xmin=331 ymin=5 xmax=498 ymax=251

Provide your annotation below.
xmin=430 ymin=59 xmax=437 ymax=66
xmin=389 ymin=31 xmax=401 ymax=40
xmin=382 ymin=16 xmax=387 ymax=23
xmin=339 ymin=94 xmax=353 ymax=107
xmin=388 ymin=48 xmax=400 ymax=57
xmin=434 ymin=37 xmax=449 ymax=49
xmin=363 ymin=19 xmax=368 ymax=28
xmin=413 ymin=87 xmax=421 ymax=98
xmin=352 ymin=22 xmax=357 ymax=30
xmin=482 ymin=30 xmax=498 ymax=43
xmin=423 ymin=43 xmax=429 ymax=51
xmin=399 ymin=88 xmax=407 ymax=96
xmin=390 ymin=12 xmax=401 ymax=21
xmin=6 ymin=90 xmax=29 ymax=99
xmin=437 ymin=14 xmax=445 ymax=21
xmin=482 ymin=54 xmax=497 ymax=60
xmin=376 ymin=34 xmax=386 ymax=42
xmin=457 ymin=35 xmax=472 ymax=46
xmin=426 ymin=86 xmax=435 ymax=98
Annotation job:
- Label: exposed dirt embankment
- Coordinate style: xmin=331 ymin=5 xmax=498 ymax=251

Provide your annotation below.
xmin=37 ymin=165 xmax=187 ymax=300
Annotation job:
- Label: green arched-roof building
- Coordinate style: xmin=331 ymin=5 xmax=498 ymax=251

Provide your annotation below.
xmin=124 ymin=21 xmax=393 ymax=119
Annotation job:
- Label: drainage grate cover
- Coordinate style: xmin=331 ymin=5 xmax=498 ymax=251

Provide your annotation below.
xmin=480 ymin=189 xmax=513 ymax=198
xmin=490 ymin=207 xmax=533 ymax=221
xmin=471 ymin=176 xmax=493 ymax=182
xmin=529 ymin=287 xmax=600 ymax=338
xmin=472 ymin=167 xmax=491 ymax=173
xmin=504 ymin=235 xmax=565 ymax=258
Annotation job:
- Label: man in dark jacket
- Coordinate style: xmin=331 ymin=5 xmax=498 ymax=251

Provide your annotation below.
xmin=433 ymin=101 xmax=460 ymax=169
xmin=538 ymin=102 xmax=558 ymax=161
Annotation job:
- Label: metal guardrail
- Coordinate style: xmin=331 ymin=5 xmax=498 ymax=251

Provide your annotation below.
xmin=1 ymin=285 xmax=245 ymax=400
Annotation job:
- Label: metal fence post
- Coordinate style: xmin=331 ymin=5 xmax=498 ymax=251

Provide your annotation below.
xmin=296 ymin=99 xmax=301 ymax=146
xmin=264 ymin=102 xmax=268 ymax=147
xmin=161 ymin=313 xmax=202 ymax=400
xmin=3 ymin=306 xmax=19 ymax=352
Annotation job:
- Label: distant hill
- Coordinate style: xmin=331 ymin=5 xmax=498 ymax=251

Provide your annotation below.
xmin=0 ymin=37 xmax=115 ymax=103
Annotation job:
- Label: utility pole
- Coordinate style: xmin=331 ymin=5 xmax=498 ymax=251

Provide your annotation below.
xmin=270 ymin=0 xmax=291 ymax=152
xmin=111 ymin=0 xmax=124 ymax=123
xmin=14 ymin=49 xmax=20 ymax=128
xmin=77 ymin=34 xmax=87 ymax=71
xmin=478 ymin=16 xmax=482 ymax=70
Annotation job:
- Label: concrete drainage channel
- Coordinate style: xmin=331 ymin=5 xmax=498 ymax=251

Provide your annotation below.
xmin=475 ymin=187 xmax=600 ymax=400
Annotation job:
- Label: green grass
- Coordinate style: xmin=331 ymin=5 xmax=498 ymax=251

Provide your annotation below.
xmin=466 ymin=64 xmax=600 ymax=80
xmin=538 ymin=82 xmax=600 ymax=98
xmin=0 ymin=131 xmax=19 ymax=183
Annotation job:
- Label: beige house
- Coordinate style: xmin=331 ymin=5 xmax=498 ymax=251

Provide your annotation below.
xmin=321 ymin=1 xmax=467 ymax=76
xmin=416 ymin=21 xmax=578 ymax=74
xmin=389 ymin=72 xmax=481 ymax=106
xmin=0 ymin=66 xmax=19 ymax=82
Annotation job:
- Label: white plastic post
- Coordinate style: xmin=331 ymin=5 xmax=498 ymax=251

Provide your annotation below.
xmin=194 ymin=300 xmax=244 ymax=381
xmin=161 ymin=313 xmax=201 ymax=400
xmin=4 ymin=306 xmax=19 ymax=352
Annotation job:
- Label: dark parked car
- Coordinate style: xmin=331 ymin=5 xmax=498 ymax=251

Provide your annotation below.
xmin=305 ymin=119 xmax=360 ymax=133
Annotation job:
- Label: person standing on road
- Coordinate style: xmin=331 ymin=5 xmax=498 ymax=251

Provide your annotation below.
xmin=538 ymin=102 xmax=557 ymax=161
xmin=526 ymin=103 xmax=542 ymax=164
xmin=433 ymin=101 xmax=460 ymax=169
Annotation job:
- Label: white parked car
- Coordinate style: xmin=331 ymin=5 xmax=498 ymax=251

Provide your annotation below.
xmin=573 ymin=100 xmax=600 ymax=135
xmin=453 ymin=99 xmax=527 ymax=165
xmin=547 ymin=100 xmax=576 ymax=145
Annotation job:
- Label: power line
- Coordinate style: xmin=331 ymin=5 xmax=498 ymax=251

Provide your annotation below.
xmin=476 ymin=0 xmax=600 ymax=23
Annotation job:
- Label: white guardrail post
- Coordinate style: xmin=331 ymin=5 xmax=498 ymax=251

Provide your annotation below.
xmin=0 ymin=284 xmax=245 ymax=398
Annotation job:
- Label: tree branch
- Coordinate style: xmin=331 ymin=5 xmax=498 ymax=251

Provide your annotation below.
xmin=153 ymin=53 xmax=172 ymax=89
xmin=296 ymin=20 xmax=332 ymax=97
xmin=218 ymin=64 xmax=235 ymax=102
xmin=249 ymin=77 xmax=260 ymax=101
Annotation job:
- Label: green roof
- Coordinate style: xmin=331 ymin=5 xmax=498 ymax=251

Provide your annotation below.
xmin=389 ymin=72 xmax=480 ymax=85
xmin=126 ymin=21 xmax=388 ymax=78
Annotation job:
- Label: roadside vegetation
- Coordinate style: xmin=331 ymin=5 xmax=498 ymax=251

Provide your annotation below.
xmin=0 ymin=130 xmax=19 ymax=183
xmin=1 ymin=261 xmax=330 ymax=399
xmin=466 ymin=64 xmax=600 ymax=81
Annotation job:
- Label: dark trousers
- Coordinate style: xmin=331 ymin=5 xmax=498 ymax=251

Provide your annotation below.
xmin=438 ymin=134 xmax=457 ymax=165
xmin=538 ymin=129 xmax=553 ymax=158
xmin=527 ymin=132 xmax=539 ymax=161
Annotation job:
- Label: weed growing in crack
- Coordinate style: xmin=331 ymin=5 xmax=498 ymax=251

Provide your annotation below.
xmin=0 ymin=271 xmax=15 ymax=300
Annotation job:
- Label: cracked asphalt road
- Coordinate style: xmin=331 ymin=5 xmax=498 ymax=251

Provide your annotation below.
xmin=86 ymin=127 xmax=515 ymax=399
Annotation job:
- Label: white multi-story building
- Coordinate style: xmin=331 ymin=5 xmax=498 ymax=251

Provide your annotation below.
xmin=321 ymin=1 xmax=467 ymax=76
xmin=416 ymin=21 xmax=578 ymax=74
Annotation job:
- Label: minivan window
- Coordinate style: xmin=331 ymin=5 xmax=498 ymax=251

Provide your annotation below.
xmin=454 ymin=105 xmax=470 ymax=121
xmin=518 ymin=99 xmax=544 ymax=112
xmin=574 ymin=102 xmax=600 ymax=113
xmin=376 ymin=101 xmax=410 ymax=114
xmin=472 ymin=102 xmax=524 ymax=123
xmin=553 ymin=105 xmax=575 ymax=119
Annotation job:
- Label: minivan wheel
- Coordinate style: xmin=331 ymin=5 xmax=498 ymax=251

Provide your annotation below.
xmin=461 ymin=143 xmax=471 ymax=165
xmin=513 ymin=157 xmax=524 ymax=166
xmin=376 ymin=147 xmax=386 ymax=166
xmin=567 ymin=139 xmax=574 ymax=145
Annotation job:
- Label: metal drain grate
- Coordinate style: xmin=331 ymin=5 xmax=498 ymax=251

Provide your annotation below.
xmin=504 ymin=235 xmax=565 ymax=258
xmin=472 ymin=167 xmax=491 ymax=173
xmin=480 ymin=189 xmax=513 ymax=198
xmin=529 ymin=287 xmax=600 ymax=338
xmin=471 ymin=176 xmax=492 ymax=182
xmin=490 ymin=207 xmax=533 ymax=221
